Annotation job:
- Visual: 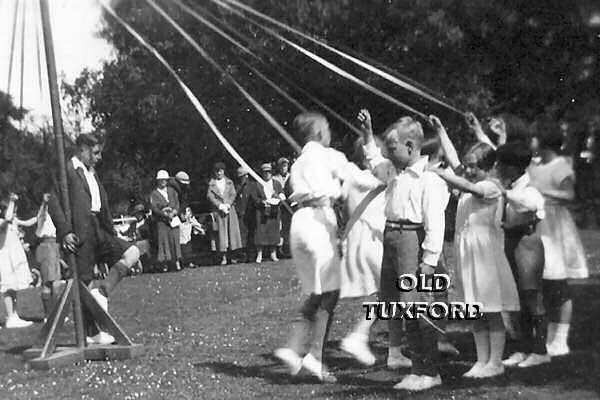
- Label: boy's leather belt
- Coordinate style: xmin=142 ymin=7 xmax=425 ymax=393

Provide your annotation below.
xmin=385 ymin=220 xmax=423 ymax=231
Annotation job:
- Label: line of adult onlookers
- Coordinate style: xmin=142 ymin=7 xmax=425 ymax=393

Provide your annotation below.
xmin=208 ymin=158 xmax=293 ymax=265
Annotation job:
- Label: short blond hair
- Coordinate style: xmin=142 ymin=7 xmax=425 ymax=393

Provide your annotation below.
xmin=383 ymin=116 xmax=424 ymax=147
xmin=292 ymin=112 xmax=328 ymax=144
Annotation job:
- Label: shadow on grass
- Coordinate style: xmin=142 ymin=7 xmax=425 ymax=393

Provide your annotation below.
xmin=4 ymin=344 xmax=32 ymax=355
xmin=194 ymin=359 xmax=330 ymax=385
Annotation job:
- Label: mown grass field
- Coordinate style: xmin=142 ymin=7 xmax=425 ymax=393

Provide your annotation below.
xmin=1 ymin=229 xmax=599 ymax=399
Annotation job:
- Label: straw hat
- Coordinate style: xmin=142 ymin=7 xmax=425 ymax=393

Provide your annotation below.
xmin=156 ymin=170 xmax=169 ymax=180
xmin=277 ymin=157 xmax=289 ymax=166
xmin=237 ymin=166 xmax=250 ymax=177
xmin=261 ymin=163 xmax=273 ymax=172
xmin=175 ymin=171 xmax=190 ymax=185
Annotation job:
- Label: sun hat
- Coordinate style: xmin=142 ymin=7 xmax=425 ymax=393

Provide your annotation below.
xmin=156 ymin=170 xmax=169 ymax=180
xmin=261 ymin=163 xmax=273 ymax=172
xmin=175 ymin=171 xmax=190 ymax=185
xmin=237 ymin=166 xmax=250 ymax=177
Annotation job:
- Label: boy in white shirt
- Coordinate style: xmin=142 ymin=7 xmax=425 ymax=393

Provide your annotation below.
xmin=358 ymin=109 xmax=449 ymax=391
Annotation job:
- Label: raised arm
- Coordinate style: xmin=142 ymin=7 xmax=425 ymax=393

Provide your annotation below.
xmin=15 ymin=216 xmax=37 ymax=227
xmin=466 ymin=112 xmax=496 ymax=150
xmin=3 ymin=193 xmax=18 ymax=222
xmin=357 ymin=109 xmax=394 ymax=182
xmin=332 ymin=150 xmax=382 ymax=192
xmin=538 ymin=176 xmax=575 ymax=201
xmin=429 ymin=115 xmax=461 ymax=170
xmin=430 ymin=167 xmax=488 ymax=198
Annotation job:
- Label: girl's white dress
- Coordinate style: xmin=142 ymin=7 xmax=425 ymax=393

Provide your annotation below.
xmin=289 ymin=141 xmax=380 ymax=295
xmin=527 ymin=156 xmax=588 ymax=280
xmin=339 ymin=179 xmax=385 ymax=298
xmin=0 ymin=220 xmax=32 ymax=293
xmin=454 ymin=180 xmax=520 ymax=313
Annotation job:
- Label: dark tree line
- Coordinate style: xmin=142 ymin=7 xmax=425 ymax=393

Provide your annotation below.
xmin=3 ymin=0 xmax=599 ymax=213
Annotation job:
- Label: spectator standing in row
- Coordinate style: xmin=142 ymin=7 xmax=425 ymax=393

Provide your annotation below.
xmin=273 ymin=157 xmax=290 ymax=187
xmin=251 ymin=163 xmax=284 ymax=263
xmin=170 ymin=171 xmax=191 ymax=214
xmin=207 ymin=162 xmax=242 ymax=265
xmin=274 ymin=157 xmax=292 ymax=258
xmin=150 ymin=170 xmax=182 ymax=272
xmin=234 ymin=166 xmax=255 ymax=262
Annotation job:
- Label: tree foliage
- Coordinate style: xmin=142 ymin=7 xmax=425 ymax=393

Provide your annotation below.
xmin=63 ymin=0 xmax=600 ymax=211
xmin=0 ymin=92 xmax=54 ymax=216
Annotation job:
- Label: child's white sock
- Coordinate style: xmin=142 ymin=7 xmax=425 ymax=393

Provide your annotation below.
xmin=489 ymin=330 xmax=506 ymax=367
xmin=553 ymin=323 xmax=570 ymax=347
xmin=546 ymin=322 xmax=558 ymax=345
xmin=352 ymin=318 xmax=375 ymax=338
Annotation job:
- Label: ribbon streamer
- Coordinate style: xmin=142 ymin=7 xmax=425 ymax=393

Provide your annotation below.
xmin=145 ymin=0 xmax=301 ymax=154
xmin=18 ymin=0 xmax=26 ymax=112
xmin=173 ymin=0 xmax=364 ymax=136
xmin=6 ymin=0 xmax=20 ymax=95
xmin=218 ymin=0 xmax=464 ymax=116
xmin=211 ymin=0 xmax=428 ymax=120
xmin=170 ymin=0 xmax=307 ymax=113
xmin=99 ymin=0 xmax=296 ymax=215
xmin=97 ymin=0 xmax=266 ymax=187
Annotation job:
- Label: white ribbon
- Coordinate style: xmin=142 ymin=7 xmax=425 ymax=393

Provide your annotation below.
xmin=98 ymin=0 xmax=266 ymax=187
xmin=218 ymin=0 xmax=464 ymax=116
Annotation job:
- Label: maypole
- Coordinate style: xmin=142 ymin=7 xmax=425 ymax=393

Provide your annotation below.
xmin=38 ymin=0 xmax=86 ymax=349
xmin=23 ymin=0 xmax=144 ymax=370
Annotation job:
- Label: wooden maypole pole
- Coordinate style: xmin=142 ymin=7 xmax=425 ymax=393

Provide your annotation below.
xmin=38 ymin=0 xmax=86 ymax=348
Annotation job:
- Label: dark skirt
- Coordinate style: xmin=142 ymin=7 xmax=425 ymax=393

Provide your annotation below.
xmin=155 ymin=221 xmax=181 ymax=262
xmin=254 ymin=206 xmax=281 ymax=246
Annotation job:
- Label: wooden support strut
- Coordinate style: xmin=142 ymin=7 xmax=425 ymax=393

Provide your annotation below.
xmin=24 ymin=0 xmax=144 ymax=370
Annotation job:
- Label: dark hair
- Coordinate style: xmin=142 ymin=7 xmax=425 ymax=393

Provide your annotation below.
xmin=536 ymin=125 xmax=564 ymax=153
xmin=421 ymin=135 xmax=441 ymax=157
xmin=292 ymin=112 xmax=327 ymax=143
xmin=465 ymin=142 xmax=496 ymax=171
xmin=75 ymin=134 xmax=101 ymax=148
xmin=496 ymin=142 xmax=532 ymax=173
xmin=496 ymin=113 xmax=529 ymax=144
xmin=213 ymin=162 xmax=226 ymax=172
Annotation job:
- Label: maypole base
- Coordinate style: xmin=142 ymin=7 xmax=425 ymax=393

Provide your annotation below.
xmin=25 ymin=343 xmax=145 ymax=369
xmin=23 ymin=279 xmax=144 ymax=371
xmin=28 ymin=348 xmax=85 ymax=370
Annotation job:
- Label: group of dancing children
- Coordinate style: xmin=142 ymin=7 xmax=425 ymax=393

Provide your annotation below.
xmin=274 ymin=109 xmax=588 ymax=392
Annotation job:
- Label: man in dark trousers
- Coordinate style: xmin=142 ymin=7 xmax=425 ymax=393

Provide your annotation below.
xmin=49 ymin=134 xmax=140 ymax=345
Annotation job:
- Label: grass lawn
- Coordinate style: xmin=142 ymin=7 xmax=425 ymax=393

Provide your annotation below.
xmin=1 ymin=229 xmax=599 ymax=399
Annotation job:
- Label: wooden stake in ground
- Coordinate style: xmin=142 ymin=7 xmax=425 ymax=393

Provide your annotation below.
xmin=24 ymin=0 xmax=143 ymax=370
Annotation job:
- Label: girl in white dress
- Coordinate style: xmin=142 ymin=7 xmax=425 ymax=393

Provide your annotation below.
xmin=429 ymin=117 xmax=519 ymax=379
xmin=338 ymin=137 xmax=390 ymax=366
xmin=0 ymin=193 xmax=34 ymax=329
xmin=527 ymin=129 xmax=588 ymax=356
